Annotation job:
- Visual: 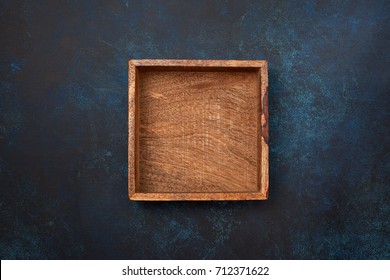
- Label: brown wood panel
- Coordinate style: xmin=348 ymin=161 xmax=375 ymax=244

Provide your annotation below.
xmin=128 ymin=59 xmax=268 ymax=201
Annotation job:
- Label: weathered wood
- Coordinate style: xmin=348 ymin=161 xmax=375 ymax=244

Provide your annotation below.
xmin=128 ymin=59 xmax=268 ymax=201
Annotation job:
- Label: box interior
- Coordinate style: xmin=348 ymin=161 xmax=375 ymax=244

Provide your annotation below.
xmin=136 ymin=67 xmax=261 ymax=193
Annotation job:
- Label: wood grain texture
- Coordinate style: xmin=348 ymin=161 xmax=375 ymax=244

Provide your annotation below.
xmin=128 ymin=59 xmax=268 ymax=201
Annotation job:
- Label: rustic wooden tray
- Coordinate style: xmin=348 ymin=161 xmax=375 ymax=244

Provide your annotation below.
xmin=128 ymin=59 xmax=268 ymax=201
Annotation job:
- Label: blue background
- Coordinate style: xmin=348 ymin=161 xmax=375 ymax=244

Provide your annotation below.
xmin=1 ymin=0 xmax=389 ymax=259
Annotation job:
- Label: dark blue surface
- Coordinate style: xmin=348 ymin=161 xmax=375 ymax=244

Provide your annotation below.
xmin=1 ymin=0 xmax=389 ymax=259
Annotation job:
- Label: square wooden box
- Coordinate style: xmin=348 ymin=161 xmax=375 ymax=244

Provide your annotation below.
xmin=128 ymin=59 xmax=268 ymax=201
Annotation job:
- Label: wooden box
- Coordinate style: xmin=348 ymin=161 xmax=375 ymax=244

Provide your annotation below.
xmin=128 ymin=59 xmax=268 ymax=201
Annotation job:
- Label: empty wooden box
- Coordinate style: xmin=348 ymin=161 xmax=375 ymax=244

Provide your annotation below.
xmin=128 ymin=59 xmax=268 ymax=201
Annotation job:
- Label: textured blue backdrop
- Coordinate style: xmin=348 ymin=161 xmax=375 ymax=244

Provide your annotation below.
xmin=1 ymin=0 xmax=389 ymax=259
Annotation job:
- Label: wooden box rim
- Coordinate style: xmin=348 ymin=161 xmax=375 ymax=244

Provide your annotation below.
xmin=128 ymin=59 xmax=268 ymax=201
